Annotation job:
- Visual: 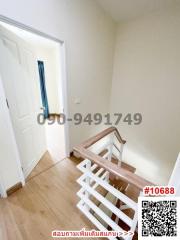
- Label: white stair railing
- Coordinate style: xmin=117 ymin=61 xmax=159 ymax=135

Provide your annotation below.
xmin=74 ymin=127 xmax=154 ymax=240
xmin=89 ymin=132 xmax=124 ymax=167
xmin=77 ymin=159 xmax=138 ymax=240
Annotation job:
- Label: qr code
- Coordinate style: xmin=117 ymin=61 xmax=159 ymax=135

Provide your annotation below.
xmin=138 ymin=197 xmax=180 ymax=239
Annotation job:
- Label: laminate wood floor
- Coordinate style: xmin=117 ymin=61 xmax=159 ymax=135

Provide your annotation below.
xmin=26 ymin=151 xmax=62 ymax=182
xmin=0 ymin=156 xmax=99 ymax=240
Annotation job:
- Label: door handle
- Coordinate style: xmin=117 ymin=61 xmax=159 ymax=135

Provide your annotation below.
xmin=40 ymin=107 xmax=45 ymax=110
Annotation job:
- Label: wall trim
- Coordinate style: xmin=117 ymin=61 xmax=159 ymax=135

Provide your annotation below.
xmin=0 ymin=15 xmax=64 ymax=44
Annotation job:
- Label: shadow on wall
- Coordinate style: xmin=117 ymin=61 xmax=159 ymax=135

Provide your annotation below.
xmin=123 ymin=145 xmax=175 ymax=185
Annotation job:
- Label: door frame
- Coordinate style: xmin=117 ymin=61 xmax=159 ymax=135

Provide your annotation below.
xmin=0 ymin=15 xmax=70 ymax=183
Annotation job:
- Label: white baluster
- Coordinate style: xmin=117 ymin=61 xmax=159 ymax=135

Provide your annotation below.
xmin=118 ymin=143 xmax=124 ymax=167
xmin=108 ymin=133 xmax=114 ymax=162
xmin=85 ymin=160 xmax=91 ymax=211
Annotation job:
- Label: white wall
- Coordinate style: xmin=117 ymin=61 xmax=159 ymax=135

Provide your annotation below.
xmin=0 ymin=0 xmax=116 ymax=191
xmin=168 ymin=153 xmax=180 ymax=196
xmin=0 ymin=0 xmax=116 ymax=149
xmin=2 ymin=0 xmax=179 ymax=189
xmin=110 ymin=6 xmax=180 ymax=185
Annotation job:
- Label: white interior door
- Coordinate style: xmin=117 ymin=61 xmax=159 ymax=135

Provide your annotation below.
xmin=0 ymin=25 xmax=46 ymax=177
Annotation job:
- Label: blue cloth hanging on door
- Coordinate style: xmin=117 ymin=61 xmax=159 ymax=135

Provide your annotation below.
xmin=38 ymin=61 xmax=49 ymax=119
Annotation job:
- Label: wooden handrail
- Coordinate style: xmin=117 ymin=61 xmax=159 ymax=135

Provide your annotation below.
xmin=73 ymin=127 xmax=154 ymax=190
xmin=79 ymin=127 xmax=126 ymax=149
xmin=74 ymin=146 xmax=154 ymax=190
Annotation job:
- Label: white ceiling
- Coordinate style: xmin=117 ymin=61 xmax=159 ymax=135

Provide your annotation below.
xmin=97 ymin=0 xmax=180 ymax=22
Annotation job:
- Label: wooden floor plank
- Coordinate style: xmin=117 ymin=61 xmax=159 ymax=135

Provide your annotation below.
xmin=26 ymin=151 xmax=64 ymax=181
xmin=0 ymin=154 xmax=139 ymax=240
xmin=0 ymin=157 xmax=99 ymax=240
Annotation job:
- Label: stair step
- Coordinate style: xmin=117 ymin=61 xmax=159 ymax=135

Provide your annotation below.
xmin=112 ymin=154 xmax=136 ymax=172
xmin=94 ymin=191 xmax=117 ymax=228
xmin=90 ymin=185 xmax=108 ymax=206
xmin=110 ymin=157 xmax=136 ymax=192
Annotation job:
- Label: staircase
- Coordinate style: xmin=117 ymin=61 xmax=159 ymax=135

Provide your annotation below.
xmin=74 ymin=127 xmax=153 ymax=240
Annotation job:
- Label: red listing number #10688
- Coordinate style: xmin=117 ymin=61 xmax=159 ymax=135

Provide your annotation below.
xmin=143 ymin=186 xmax=175 ymax=196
